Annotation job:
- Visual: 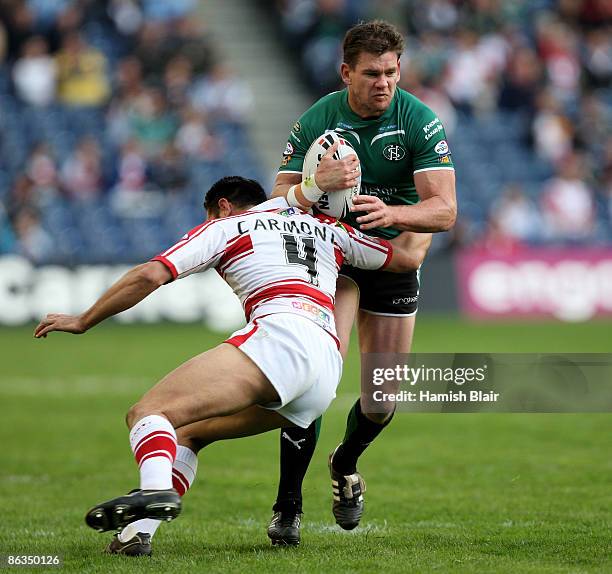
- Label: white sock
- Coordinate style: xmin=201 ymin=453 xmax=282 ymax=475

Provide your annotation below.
xmin=118 ymin=518 xmax=161 ymax=543
xmin=119 ymin=446 xmax=198 ymax=543
xmin=129 ymin=415 xmax=177 ymax=490
xmin=172 ymin=445 xmax=199 ymax=495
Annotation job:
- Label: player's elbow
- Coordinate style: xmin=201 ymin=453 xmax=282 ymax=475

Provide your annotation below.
xmin=411 ymin=242 xmax=429 ymax=269
xmin=440 ymin=199 xmax=457 ymax=231
xmin=389 ymin=249 xmax=423 ymax=273
xmin=137 ymin=262 xmax=171 ymax=288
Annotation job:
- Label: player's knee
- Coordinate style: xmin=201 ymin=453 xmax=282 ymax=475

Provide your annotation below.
xmin=126 ymin=402 xmax=147 ymax=428
xmin=126 ymin=402 xmax=173 ymax=430
xmin=364 ymin=411 xmax=392 ymax=424
xmin=362 ymin=400 xmax=395 ymax=424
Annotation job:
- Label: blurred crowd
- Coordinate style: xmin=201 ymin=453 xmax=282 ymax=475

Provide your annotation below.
xmin=0 ymin=0 xmax=256 ymax=263
xmin=1 ymin=0 xmax=611 ymax=265
xmin=269 ymin=0 xmax=612 ymax=250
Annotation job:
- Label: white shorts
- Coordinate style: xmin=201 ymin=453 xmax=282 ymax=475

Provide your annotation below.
xmin=225 ymin=313 xmax=342 ymax=428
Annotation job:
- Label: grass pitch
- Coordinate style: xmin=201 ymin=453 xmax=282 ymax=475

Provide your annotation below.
xmin=1 ymin=317 xmax=611 ymax=573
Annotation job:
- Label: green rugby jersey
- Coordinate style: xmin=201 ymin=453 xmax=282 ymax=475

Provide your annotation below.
xmin=279 ymin=88 xmax=454 ymax=238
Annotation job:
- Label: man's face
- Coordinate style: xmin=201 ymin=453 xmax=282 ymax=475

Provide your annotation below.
xmin=341 ymin=51 xmax=400 ymax=118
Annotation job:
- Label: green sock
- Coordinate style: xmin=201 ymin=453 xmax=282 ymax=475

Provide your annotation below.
xmin=332 ymin=400 xmax=394 ymax=474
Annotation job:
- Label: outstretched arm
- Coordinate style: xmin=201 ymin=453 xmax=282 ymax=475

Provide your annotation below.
xmin=34 ymin=261 xmax=172 ymax=338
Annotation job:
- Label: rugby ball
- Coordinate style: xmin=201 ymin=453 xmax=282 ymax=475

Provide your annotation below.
xmin=302 ymin=131 xmax=360 ymax=219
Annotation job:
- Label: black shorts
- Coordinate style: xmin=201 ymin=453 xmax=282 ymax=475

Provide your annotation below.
xmin=339 ymin=265 xmax=420 ymax=315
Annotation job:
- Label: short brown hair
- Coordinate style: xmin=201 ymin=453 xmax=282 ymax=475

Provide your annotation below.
xmin=342 ymin=20 xmax=404 ymax=68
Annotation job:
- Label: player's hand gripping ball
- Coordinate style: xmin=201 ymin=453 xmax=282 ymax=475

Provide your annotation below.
xmin=302 ymin=131 xmax=361 ymax=219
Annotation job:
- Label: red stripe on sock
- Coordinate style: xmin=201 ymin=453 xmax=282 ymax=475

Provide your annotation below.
xmin=172 ymin=469 xmax=190 ymax=496
xmin=139 ymin=450 xmax=174 ymax=467
xmin=133 ymin=430 xmax=176 ymax=454
xmin=135 ymin=435 xmax=177 ymax=466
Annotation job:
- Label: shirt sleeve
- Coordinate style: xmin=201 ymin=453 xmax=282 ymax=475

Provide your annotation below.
xmin=151 ymin=221 xmax=227 ymax=280
xmin=409 ymin=102 xmax=455 ymax=174
xmin=333 ymin=222 xmax=393 ymax=270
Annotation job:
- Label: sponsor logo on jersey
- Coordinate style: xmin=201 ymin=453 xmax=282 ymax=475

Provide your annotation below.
xmin=392 ymin=295 xmax=418 ymax=305
xmin=292 ymin=121 xmax=301 ymax=133
xmin=281 ymin=155 xmax=292 ymax=166
xmin=283 ymin=142 xmax=294 ymax=156
xmin=434 ymin=140 xmax=449 ymax=155
xmin=425 ymin=125 xmax=443 ymax=141
xmin=383 ymin=143 xmax=406 ymax=161
xmin=438 ymin=154 xmax=452 ymax=164
xmin=361 ymin=184 xmax=398 ymax=199
xmin=422 ymin=117 xmax=440 ymax=134
xmin=291 ymin=300 xmax=332 ymax=328
xmin=278 ymin=207 xmax=300 ymax=217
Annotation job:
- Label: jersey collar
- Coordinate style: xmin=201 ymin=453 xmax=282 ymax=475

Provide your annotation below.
xmin=248 ymin=196 xmax=291 ymax=212
xmin=340 ymin=88 xmax=397 ymax=125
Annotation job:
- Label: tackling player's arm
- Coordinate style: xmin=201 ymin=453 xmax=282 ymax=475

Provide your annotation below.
xmin=34 ymin=261 xmax=172 ymax=338
xmin=36 ymin=214 xmax=230 ymax=338
xmin=385 ymin=235 xmax=430 ymax=272
xmin=352 ymin=169 xmax=456 ymax=232
xmin=387 ymin=230 xmax=432 ymax=269
xmin=272 ymin=141 xmax=360 ymax=209
xmin=337 ymin=223 xmax=428 ymax=274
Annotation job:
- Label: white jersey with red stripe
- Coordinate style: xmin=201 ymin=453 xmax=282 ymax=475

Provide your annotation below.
xmin=152 ymin=197 xmax=392 ymax=340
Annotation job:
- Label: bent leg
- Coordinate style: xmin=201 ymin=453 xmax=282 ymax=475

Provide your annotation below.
xmin=177 ymin=406 xmax=294 ymax=453
xmin=117 ymin=407 xmax=292 ymax=546
xmin=128 ymin=342 xmax=279 ymax=430
xmin=122 ymin=342 xmax=278 ymax=506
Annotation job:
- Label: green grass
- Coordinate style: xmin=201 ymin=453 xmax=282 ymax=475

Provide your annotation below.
xmin=1 ymin=317 xmax=611 ymax=573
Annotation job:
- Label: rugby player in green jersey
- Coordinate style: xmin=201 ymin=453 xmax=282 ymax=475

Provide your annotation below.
xmin=267 ymin=20 xmax=457 ymax=545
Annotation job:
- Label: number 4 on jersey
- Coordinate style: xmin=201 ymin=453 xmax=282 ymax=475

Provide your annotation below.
xmin=282 ymin=234 xmax=319 ymax=286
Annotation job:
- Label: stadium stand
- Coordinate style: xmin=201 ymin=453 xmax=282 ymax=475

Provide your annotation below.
xmin=0 ymin=0 xmax=610 ymax=265
xmin=0 ymin=0 xmax=262 ymax=264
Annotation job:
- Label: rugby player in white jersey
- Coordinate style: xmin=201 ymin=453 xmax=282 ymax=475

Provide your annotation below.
xmin=34 ymin=174 xmax=427 ymax=556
